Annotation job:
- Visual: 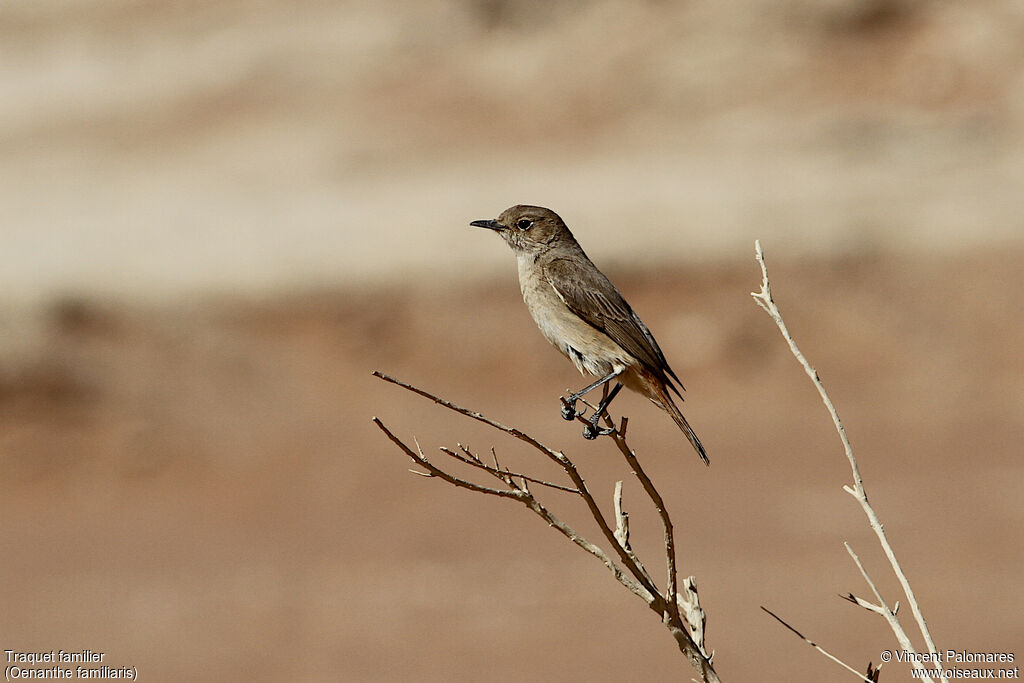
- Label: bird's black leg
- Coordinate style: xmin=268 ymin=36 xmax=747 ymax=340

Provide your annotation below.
xmin=582 ymin=382 xmax=623 ymax=439
xmin=561 ymin=368 xmax=624 ymax=421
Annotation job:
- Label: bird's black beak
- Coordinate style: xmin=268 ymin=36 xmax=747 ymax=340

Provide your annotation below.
xmin=470 ymin=219 xmax=503 ymax=231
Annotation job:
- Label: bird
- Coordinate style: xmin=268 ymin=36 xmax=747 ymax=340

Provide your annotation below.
xmin=471 ymin=205 xmax=708 ymax=465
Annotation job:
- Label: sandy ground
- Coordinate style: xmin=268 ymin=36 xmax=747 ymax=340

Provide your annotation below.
xmin=2 ymin=248 xmax=1022 ymax=681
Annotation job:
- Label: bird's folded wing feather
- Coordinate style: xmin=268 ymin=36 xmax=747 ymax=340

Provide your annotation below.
xmin=543 ymin=257 xmax=683 ymax=391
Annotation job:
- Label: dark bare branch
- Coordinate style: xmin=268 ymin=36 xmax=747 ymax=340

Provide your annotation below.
xmin=372 ymin=371 xmax=665 ymax=605
xmin=371 ymin=418 xmax=654 ymax=603
xmin=372 ymin=373 xmax=720 ymax=682
xmin=438 ymin=445 xmax=580 ymax=494
xmin=374 ymin=419 xmax=522 ymax=499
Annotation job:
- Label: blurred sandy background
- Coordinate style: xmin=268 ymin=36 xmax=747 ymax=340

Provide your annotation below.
xmin=2 ymin=1 xmax=1023 ymax=680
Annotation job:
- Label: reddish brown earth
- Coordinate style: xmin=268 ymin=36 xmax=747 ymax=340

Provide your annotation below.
xmin=2 ymin=248 xmax=1021 ymax=681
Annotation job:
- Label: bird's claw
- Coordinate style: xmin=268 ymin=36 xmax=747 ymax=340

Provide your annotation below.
xmin=582 ymin=421 xmax=615 ymax=440
xmin=563 ymin=395 xmax=614 ymax=439
xmin=560 ymin=397 xmax=579 ymax=421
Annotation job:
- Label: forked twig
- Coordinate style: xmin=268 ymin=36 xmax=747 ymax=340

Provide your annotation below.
xmin=752 ymin=241 xmax=944 ymax=682
xmin=595 ymin=412 xmax=685 ymax=639
xmin=844 ymin=542 xmax=919 ymax=658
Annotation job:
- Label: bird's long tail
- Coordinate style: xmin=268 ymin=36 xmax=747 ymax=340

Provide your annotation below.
xmin=664 ymin=396 xmax=709 ymax=465
xmin=647 ymin=376 xmax=709 ymax=466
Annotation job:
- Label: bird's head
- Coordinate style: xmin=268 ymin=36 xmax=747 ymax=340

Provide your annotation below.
xmin=471 ymin=205 xmax=572 ymax=254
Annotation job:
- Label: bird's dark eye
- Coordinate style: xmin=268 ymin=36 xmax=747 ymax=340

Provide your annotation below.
xmin=517 ymin=219 xmax=532 ymax=230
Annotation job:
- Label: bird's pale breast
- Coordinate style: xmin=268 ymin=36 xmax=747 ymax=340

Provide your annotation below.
xmin=517 ymin=253 xmax=633 ymax=378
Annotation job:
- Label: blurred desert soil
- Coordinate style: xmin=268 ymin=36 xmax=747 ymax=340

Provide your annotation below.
xmin=2 ymin=249 xmax=1023 ymax=681
xmin=2 ymin=0 xmax=1024 ymax=681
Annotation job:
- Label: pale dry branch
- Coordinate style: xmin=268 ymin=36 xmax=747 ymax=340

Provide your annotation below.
xmin=612 ymin=480 xmax=654 ymax=588
xmin=680 ymin=576 xmax=711 ymax=662
xmin=845 ymin=543 xmax=921 ymax=662
xmin=842 ymin=591 xmax=887 ymax=615
xmin=752 ymin=241 xmax=944 ymax=682
xmin=372 ymin=372 xmax=719 ymax=683
xmin=565 ymin=392 xmax=712 ymax=677
xmin=575 ymin=406 xmax=716 ymax=678
xmin=601 ymin=413 xmax=683 ymax=632
xmin=613 ymin=480 xmax=630 ymax=550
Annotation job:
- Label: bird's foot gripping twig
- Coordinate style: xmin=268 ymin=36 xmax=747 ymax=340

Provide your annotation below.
xmin=582 ymin=411 xmax=617 ymax=440
xmin=560 ymin=371 xmax=624 ymax=427
xmin=564 ymin=380 xmax=624 ymax=439
xmin=561 ymin=394 xmax=618 ymax=439
xmin=560 ymin=395 xmax=582 ymax=421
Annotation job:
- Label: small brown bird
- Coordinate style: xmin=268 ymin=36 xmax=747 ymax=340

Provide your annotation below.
xmin=471 ymin=205 xmax=708 ymax=465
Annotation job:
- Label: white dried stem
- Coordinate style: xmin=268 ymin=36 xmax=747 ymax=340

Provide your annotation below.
xmin=612 ymin=481 xmax=655 ymax=588
xmin=613 ymin=480 xmax=630 ymax=549
xmin=843 ymin=592 xmax=886 ymax=614
xmin=679 ymin=576 xmax=711 ymax=661
xmin=751 ymin=241 xmax=944 ymax=681
xmin=845 ymin=543 xmax=927 ymax=679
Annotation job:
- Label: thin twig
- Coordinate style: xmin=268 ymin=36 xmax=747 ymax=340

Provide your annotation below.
xmin=438 ymin=446 xmax=581 ymax=494
xmin=375 ymin=371 xmax=563 ymax=457
xmin=374 ymin=419 xmax=523 ymax=499
xmin=761 ymin=607 xmax=876 ymax=683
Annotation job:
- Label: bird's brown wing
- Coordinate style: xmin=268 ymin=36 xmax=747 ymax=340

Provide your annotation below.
xmin=543 ymin=256 xmax=685 ymax=394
